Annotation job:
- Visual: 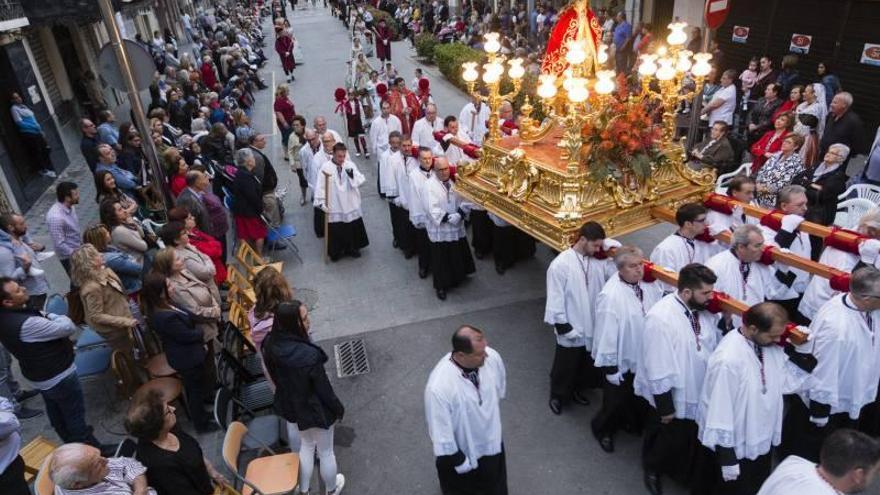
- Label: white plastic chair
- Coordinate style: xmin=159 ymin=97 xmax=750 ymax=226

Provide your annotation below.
xmin=141 ymin=218 xmax=166 ymax=249
xmin=834 ymin=198 xmax=876 ymax=229
xmin=837 ymin=183 xmax=880 ymax=204
xmin=715 ymin=163 xmax=752 ymax=194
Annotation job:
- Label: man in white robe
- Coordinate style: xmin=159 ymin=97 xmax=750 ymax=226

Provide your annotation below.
xmin=459 ymin=95 xmax=490 ymax=146
xmin=706 ymin=175 xmax=759 ymax=255
xmin=759 ymin=185 xmax=813 ymax=324
xmin=378 ymin=131 xmax=406 ymax=248
xmin=409 ymin=146 xmax=434 ymax=278
xmin=411 ymin=103 xmax=443 ymax=148
xmin=634 ymin=263 xmax=728 ymax=495
xmin=425 ymin=325 xmax=508 ymax=495
xmin=386 ymin=134 xmax=417 ymax=258
xmin=423 ymin=157 xmax=474 ymax=300
xmin=698 ymin=302 xmax=814 ymax=494
xmin=544 ymin=222 xmax=618 ymax=415
xmin=313 ymin=115 xmax=343 ymax=144
xmin=651 ymin=203 xmax=716 ymax=292
xmin=298 ymin=128 xmax=321 ymax=203
xmin=591 ymin=246 xmax=663 ymax=453
xmin=782 ymin=267 xmax=880 ymax=462
xmin=368 ymin=100 xmax=402 ymax=158
xmin=436 ymin=116 xmax=472 ymax=167
xmin=758 ymin=429 xmax=880 ymax=495
xmin=311 ymin=131 xmax=338 ymax=238
xmin=314 ymin=142 xmax=369 ymax=261
xmin=706 ymin=224 xmax=791 ymax=327
xmin=799 ymin=208 xmax=880 ymax=320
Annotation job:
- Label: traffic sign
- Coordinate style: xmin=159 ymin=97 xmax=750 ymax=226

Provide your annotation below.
xmin=704 ymin=0 xmax=731 ymax=30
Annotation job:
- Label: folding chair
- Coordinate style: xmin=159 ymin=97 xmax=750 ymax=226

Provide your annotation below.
xmin=21 ymin=436 xmax=58 ymax=485
xmin=838 ymin=183 xmax=880 ymax=204
xmin=262 ymin=214 xmax=303 ymax=264
xmin=235 ymin=242 xmax=284 ymax=278
xmin=222 ymin=312 xmax=263 ymax=378
xmin=111 ymin=351 xmax=185 ymax=415
xmin=222 ymin=421 xmax=299 ymax=495
xmin=835 ymin=198 xmax=876 ymax=229
xmin=217 ymin=349 xmax=274 ymax=415
xmin=214 ymin=387 xmax=287 ymax=450
xmin=714 ymin=162 xmax=751 ymax=194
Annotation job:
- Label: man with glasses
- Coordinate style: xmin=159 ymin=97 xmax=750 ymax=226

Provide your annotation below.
xmin=79 ymin=119 xmax=100 ymax=173
xmin=782 ymin=266 xmax=880 ymax=462
xmin=650 ymin=203 xmax=715 ymax=293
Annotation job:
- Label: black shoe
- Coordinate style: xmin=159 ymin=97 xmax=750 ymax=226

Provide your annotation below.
xmin=419 ymin=268 xmax=428 ymax=279
xmin=392 ymin=239 xmax=399 ymax=248
xmin=548 ymin=398 xmax=562 ymax=415
xmin=349 ymin=249 xmax=361 ymax=258
xmin=14 ymin=389 xmax=39 ymax=402
xmin=495 ymin=263 xmax=505 ymax=275
xmin=572 ymin=390 xmax=591 ymax=406
xmin=330 ymin=254 xmax=341 ymax=262
xmin=644 ymin=471 xmax=662 ymax=495
xmin=404 ymin=251 xmax=415 ymax=259
xmin=436 ymin=289 xmax=447 ymax=300
xmin=597 ymin=434 xmax=614 ymax=453
xmin=15 ymin=406 xmax=43 ymax=419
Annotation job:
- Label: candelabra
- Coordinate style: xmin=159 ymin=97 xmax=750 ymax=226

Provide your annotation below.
xmin=461 ymin=33 xmax=524 ymax=143
xmin=636 ymin=22 xmax=713 ymax=151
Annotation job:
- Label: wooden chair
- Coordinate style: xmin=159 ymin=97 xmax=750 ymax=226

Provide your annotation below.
xmin=222 ymin=421 xmax=299 ymax=495
xmin=112 ymin=350 xmax=185 ymax=414
xmin=235 ymin=242 xmax=284 ymax=278
xmin=21 ymin=436 xmax=58 ymax=484
xmin=33 ymin=452 xmax=55 ymax=495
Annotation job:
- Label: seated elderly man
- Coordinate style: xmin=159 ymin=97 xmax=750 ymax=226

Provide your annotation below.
xmin=50 ymin=443 xmax=156 ymax=495
xmin=792 ymin=143 xmax=851 ymax=226
xmin=689 ymin=121 xmax=736 ymax=173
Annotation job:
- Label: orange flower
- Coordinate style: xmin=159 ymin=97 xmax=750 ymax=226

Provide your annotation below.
xmin=600 ymin=140 xmax=614 ymax=151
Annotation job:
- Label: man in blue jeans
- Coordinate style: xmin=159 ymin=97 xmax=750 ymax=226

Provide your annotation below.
xmin=0 ymin=277 xmax=100 ymax=447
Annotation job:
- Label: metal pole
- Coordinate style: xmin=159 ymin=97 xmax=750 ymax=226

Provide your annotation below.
xmin=685 ymin=27 xmax=712 ymax=151
xmin=96 ymin=0 xmax=172 ymax=211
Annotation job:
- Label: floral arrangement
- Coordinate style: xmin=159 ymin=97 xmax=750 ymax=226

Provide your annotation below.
xmin=580 ymin=94 xmax=664 ymax=186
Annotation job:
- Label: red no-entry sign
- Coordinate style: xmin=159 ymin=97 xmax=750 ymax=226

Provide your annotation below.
xmin=704 ymin=0 xmax=731 ymax=29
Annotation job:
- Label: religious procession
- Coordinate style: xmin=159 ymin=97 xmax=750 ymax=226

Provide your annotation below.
xmin=1 ymin=0 xmax=880 ymax=494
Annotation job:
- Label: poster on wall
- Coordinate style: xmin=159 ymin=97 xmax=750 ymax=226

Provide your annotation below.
xmin=731 ymin=26 xmax=750 ymax=43
xmin=790 ymin=34 xmax=812 ymax=54
xmin=861 ymin=44 xmax=880 ymax=66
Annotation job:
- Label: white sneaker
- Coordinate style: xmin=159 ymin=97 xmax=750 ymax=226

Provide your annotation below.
xmin=40 ymin=170 xmax=57 ymax=178
xmin=330 ymin=473 xmax=345 ymax=494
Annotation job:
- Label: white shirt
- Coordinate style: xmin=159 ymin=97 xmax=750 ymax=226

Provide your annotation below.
xmin=706 ymin=207 xmax=759 ymax=252
xmin=313 ymin=159 xmax=366 ymax=223
xmin=592 ymin=275 xmax=664 ymax=374
xmin=458 ymin=102 xmax=490 ymax=146
xmin=378 ymin=149 xmax=404 ymax=198
xmin=425 ymin=348 xmax=506 ymax=472
xmin=544 ymin=248 xmax=616 ymax=349
xmin=299 ymin=144 xmax=320 ymax=190
xmin=801 ymin=294 xmax=880 ymax=419
xmin=798 ymin=247 xmax=859 ymax=320
xmin=440 ymin=129 xmax=475 ymax=167
xmin=412 ymin=116 xmax=443 ymax=147
xmin=368 ymin=114 xmax=402 ymax=155
xmin=635 ymin=294 xmax=724 ymax=420
xmin=708 ymin=84 xmax=737 ymax=125
xmin=408 ymin=166 xmax=433 ymax=228
xmin=393 ymin=156 xmax=417 ymax=210
xmin=650 ymin=233 xmax=714 ymax=291
xmin=424 ymin=175 xmax=467 ymax=243
xmin=698 ymin=330 xmax=810 ymax=460
xmin=706 ymin=250 xmax=789 ymax=327
xmin=757 ymin=456 xmax=838 ymax=495
xmin=760 ymin=224 xmax=811 ymax=296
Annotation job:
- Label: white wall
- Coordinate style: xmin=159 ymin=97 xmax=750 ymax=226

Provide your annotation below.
xmin=673 ymin=0 xmax=705 ymax=29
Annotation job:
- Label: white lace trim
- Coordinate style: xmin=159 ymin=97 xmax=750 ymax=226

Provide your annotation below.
xmin=327 ymin=210 xmax=363 ymax=223
xmin=701 ymin=428 xmax=776 ymax=460
xmin=593 ymin=352 xmax=618 ymax=368
xmin=426 ymin=229 xmax=467 ymax=243
xmin=646 ymin=376 xmax=676 ymax=395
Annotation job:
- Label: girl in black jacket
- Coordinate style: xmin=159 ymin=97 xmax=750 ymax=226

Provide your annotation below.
xmin=262 ymin=301 xmax=346 ymax=495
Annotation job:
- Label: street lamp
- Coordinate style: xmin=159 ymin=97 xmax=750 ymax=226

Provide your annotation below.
xmin=461 ymin=33 xmax=524 ymax=142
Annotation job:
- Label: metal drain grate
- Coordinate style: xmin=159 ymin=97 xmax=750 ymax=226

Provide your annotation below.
xmin=334 ymin=339 xmax=370 ymax=378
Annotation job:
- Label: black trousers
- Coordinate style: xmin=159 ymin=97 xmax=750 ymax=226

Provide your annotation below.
xmin=313 ymin=207 xmax=325 ymax=238
xmin=178 ymin=365 xmax=209 ymax=429
xmin=327 ymin=218 xmax=369 ymax=259
xmin=780 ymin=395 xmax=856 ymax=462
xmin=469 ymin=210 xmax=493 ymax=257
xmin=19 ymin=132 xmax=53 ymax=172
xmin=701 ymin=450 xmax=773 ymax=495
xmin=436 ymin=447 xmax=508 ymax=495
xmin=389 ymin=205 xmax=415 ymax=255
xmin=0 ymin=455 xmax=29 ymax=495
xmin=591 ymin=372 xmax=648 ymax=438
xmin=415 ymin=226 xmax=431 ymax=272
xmin=642 ymin=413 xmax=702 ymax=486
xmin=549 ymin=344 xmax=599 ymax=400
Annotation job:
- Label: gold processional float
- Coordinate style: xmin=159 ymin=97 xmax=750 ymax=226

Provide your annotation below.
xmin=441 ymin=0 xmax=873 ymax=344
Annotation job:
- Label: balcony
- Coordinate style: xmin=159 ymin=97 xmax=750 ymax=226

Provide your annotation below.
xmin=21 ymin=0 xmax=154 ymax=27
xmin=0 ymin=0 xmax=28 ymax=31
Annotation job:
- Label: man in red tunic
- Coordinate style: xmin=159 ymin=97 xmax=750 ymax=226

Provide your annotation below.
xmin=274 ymin=27 xmax=296 ymax=82
xmin=374 ymin=18 xmax=392 ymax=62
xmin=388 ymin=78 xmax=420 ymax=135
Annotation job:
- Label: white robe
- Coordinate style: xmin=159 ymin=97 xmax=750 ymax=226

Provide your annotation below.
xmin=798 ymin=247 xmax=858 ymax=319
xmin=408 ymin=166 xmax=432 ymax=228
xmin=424 ymin=176 xmax=467 ymax=243
xmin=756 ymin=456 xmax=837 ymax=495
xmin=706 ymin=250 xmax=789 ymax=327
xmin=368 ymin=114 xmax=402 ymax=156
xmin=634 ymin=294 xmax=724 ymax=420
xmin=760 ymin=224 xmax=811 ymax=297
xmin=378 ymin=149 xmax=404 ymax=198
xmin=698 ymin=330 xmax=810 ymax=460
xmin=544 ymin=248 xmax=616 ymax=349
xmin=299 ymin=144 xmax=320 ymax=190
xmin=458 ymin=102 xmax=490 ymax=146
xmin=592 ymin=275 xmax=664 ymax=374
xmin=440 ymin=129 xmax=474 ymax=167
xmin=650 ymin=233 xmax=714 ymax=292
xmin=411 ymin=116 xmax=443 ymax=147
xmin=424 ymin=348 xmax=506 ymax=472
xmin=800 ymin=294 xmax=880 ymax=419
xmin=313 ymin=159 xmax=366 ymax=223
xmin=706 ymin=207 xmax=759 ymax=254
xmin=392 ymin=156 xmax=416 ymax=209
xmin=310 ymin=149 xmax=334 ymax=190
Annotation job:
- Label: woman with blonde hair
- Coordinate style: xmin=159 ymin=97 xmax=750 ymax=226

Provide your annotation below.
xmin=71 ymin=244 xmax=138 ymax=354
xmin=82 ymin=224 xmax=143 ymax=295
xmin=248 ymin=266 xmax=293 ymax=351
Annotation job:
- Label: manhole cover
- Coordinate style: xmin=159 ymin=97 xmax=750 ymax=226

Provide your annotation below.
xmin=334 ymin=339 xmax=370 ymax=378
xmin=294 ymin=287 xmax=319 ymax=312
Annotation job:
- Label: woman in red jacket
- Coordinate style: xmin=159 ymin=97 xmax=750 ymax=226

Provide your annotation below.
xmin=750 ymin=112 xmax=793 ymax=174
xmin=168 ymin=207 xmax=227 ymax=285
xmin=274 ymin=26 xmax=296 ymax=83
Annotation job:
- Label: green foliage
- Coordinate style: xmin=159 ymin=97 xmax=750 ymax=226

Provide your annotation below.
xmin=366 ymin=8 xmax=400 ymax=40
xmin=433 ymin=43 xmax=484 ymax=90
xmin=415 ymin=33 xmax=439 ymax=62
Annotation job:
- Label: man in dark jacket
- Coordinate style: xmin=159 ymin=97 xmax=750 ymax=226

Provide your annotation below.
xmin=175 ymin=170 xmax=211 ymax=233
xmin=248 ymin=134 xmax=281 ymax=231
xmin=820 ymin=92 xmax=868 ymax=161
xmin=691 ymin=121 xmax=736 ymax=174
xmin=747 ymin=83 xmax=783 ymax=144
xmin=0 ymin=277 xmax=101 ymax=447
xmin=79 ymin=119 xmax=100 ymax=173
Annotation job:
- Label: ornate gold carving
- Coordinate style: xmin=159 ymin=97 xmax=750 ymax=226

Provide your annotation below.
xmin=496 ymin=148 xmax=539 ymax=202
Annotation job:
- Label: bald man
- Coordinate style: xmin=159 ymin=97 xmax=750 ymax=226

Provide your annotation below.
xmin=50 ymin=443 xmax=155 ymax=495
